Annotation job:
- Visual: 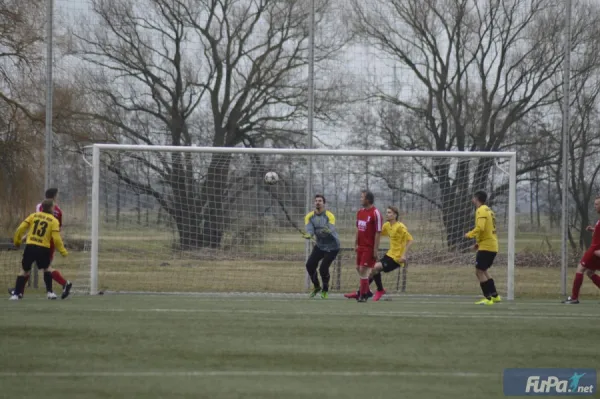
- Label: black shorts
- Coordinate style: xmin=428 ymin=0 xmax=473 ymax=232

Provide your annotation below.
xmin=475 ymin=250 xmax=497 ymax=271
xmin=22 ymin=245 xmax=52 ymax=272
xmin=380 ymin=255 xmax=402 ymax=273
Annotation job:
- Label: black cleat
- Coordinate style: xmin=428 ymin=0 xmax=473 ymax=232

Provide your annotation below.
xmin=562 ymin=296 xmax=579 ymax=304
xmin=355 ymin=290 xmax=373 ymax=301
xmin=61 ymin=281 xmax=72 ymax=300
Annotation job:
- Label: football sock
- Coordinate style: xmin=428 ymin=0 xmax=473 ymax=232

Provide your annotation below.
xmin=14 ymin=275 xmax=26 ymax=296
xmin=590 ymin=274 xmax=600 ymax=289
xmin=571 ymin=272 xmax=584 ymax=300
xmin=487 ymin=279 xmax=498 ymax=297
xmin=24 ymin=274 xmax=30 ymax=286
xmin=359 ymin=278 xmax=370 ymax=296
xmin=372 ymin=273 xmax=384 ymax=291
xmin=51 ymin=270 xmax=67 ymax=286
xmin=480 ymin=281 xmax=490 ymax=299
xmin=319 ymin=270 xmax=330 ymax=292
xmin=43 ymin=271 xmax=53 ymax=292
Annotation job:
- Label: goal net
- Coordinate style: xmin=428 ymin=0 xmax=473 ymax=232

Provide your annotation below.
xmin=77 ymin=145 xmax=516 ymax=298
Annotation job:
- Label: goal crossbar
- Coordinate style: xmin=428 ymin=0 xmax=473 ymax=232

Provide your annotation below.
xmin=88 ymin=144 xmax=516 ymax=159
xmin=88 ymin=144 xmax=517 ymax=301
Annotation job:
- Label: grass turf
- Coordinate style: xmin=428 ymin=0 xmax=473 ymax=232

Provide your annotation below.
xmin=0 ymin=295 xmax=598 ymax=399
xmin=1 ymin=248 xmax=600 ymax=299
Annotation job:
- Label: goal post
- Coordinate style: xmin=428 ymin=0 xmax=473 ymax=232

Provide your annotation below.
xmin=84 ymin=144 xmax=517 ymax=299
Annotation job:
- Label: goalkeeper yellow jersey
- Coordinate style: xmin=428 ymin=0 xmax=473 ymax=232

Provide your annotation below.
xmin=466 ymin=205 xmax=498 ymax=252
xmin=381 ymin=221 xmax=413 ymax=263
xmin=14 ymin=211 xmax=67 ymax=255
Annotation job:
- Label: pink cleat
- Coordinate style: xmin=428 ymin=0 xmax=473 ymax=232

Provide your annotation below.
xmin=344 ymin=291 xmax=359 ymax=299
xmin=373 ymin=289 xmax=386 ymax=302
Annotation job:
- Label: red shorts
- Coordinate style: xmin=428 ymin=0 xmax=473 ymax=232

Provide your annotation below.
xmin=356 ymin=249 xmax=376 ymax=268
xmin=581 ymin=258 xmax=600 ymax=270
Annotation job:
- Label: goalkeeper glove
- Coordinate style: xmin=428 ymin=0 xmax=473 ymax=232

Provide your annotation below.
xmin=320 ymin=227 xmax=331 ymax=235
xmin=302 ymin=233 xmax=312 ymax=240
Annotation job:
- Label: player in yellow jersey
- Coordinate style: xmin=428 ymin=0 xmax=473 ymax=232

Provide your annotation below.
xmin=9 ymin=199 xmax=71 ymax=300
xmin=370 ymin=206 xmax=413 ymax=301
xmin=465 ymin=191 xmax=500 ymax=305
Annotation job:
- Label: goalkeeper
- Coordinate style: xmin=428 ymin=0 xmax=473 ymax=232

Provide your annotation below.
xmin=303 ymin=194 xmax=340 ymax=299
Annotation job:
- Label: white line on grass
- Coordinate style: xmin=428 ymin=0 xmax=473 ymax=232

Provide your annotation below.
xmin=0 ymin=370 xmax=496 ymax=378
xmin=97 ymin=292 xmax=576 ymax=306
xmin=8 ymin=292 xmax=591 ymax=307
xmin=14 ymin=307 xmax=597 ymax=320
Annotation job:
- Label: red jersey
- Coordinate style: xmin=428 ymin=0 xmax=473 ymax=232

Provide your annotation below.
xmin=356 ymin=206 xmax=382 ymax=250
xmin=581 ymin=220 xmax=600 ymax=265
xmin=36 ymin=202 xmax=63 ymax=227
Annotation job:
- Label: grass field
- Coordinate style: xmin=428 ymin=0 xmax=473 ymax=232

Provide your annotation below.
xmin=3 ymin=247 xmax=600 ymax=299
xmin=1 ymin=295 xmax=598 ymax=399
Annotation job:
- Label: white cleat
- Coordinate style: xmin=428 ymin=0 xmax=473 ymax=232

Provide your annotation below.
xmin=47 ymin=292 xmax=58 ymax=300
xmin=9 ymin=295 xmax=20 ymax=301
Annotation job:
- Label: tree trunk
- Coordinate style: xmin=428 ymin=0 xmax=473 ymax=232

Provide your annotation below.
xmin=116 ymin=178 xmax=121 ymax=227
xmin=137 ymin=193 xmax=141 ymax=225
xmin=576 ymin=197 xmax=592 ymax=249
xmin=173 ymin=211 xmax=203 ymax=250
xmin=442 ymin=196 xmax=473 ymax=251
xmin=201 ymin=153 xmax=233 ymax=248
xmin=169 ymin=151 xmax=203 ymax=249
xmin=438 ymin=160 xmax=473 ymax=251
xmin=529 ymin=178 xmax=534 ymax=226
xmin=104 ymin=177 xmax=110 ymax=224
xmin=534 ymin=170 xmax=541 ymax=228
xmin=548 ymin=176 xmax=555 ymax=229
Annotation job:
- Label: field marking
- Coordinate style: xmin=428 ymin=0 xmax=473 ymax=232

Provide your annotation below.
xmin=6 ymin=306 xmax=597 ymax=320
xmin=0 ymin=370 xmax=496 ymax=378
xmin=79 ymin=292 xmax=595 ymax=307
xmin=4 ymin=291 xmax=587 ymax=307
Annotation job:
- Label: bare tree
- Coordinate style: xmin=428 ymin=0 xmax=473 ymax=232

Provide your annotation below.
xmin=565 ymin=55 xmax=600 ymax=249
xmin=350 ymin=0 xmax=596 ymax=250
xmin=0 ymin=0 xmax=45 ymax=113
xmin=0 ymin=0 xmax=46 ymax=230
xmin=67 ymin=0 xmax=347 ymax=248
xmin=537 ymin=1 xmax=600 ymax=251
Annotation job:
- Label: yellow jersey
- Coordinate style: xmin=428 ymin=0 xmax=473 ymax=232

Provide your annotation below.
xmin=14 ymin=212 xmax=68 ymax=255
xmin=381 ymin=221 xmax=413 ymax=263
xmin=466 ymin=205 xmax=498 ymax=252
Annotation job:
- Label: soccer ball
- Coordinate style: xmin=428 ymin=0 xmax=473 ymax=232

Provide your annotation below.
xmin=264 ymin=171 xmax=279 ymax=185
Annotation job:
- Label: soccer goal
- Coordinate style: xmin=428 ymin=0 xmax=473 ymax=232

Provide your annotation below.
xmin=79 ymin=144 xmax=516 ymax=299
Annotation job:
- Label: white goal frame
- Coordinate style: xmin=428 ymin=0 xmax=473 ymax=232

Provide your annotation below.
xmin=88 ymin=144 xmax=517 ymax=299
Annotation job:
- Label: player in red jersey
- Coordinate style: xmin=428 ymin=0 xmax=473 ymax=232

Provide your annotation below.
xmin=563 ymin=196 xmax=600 ymax=304
xmin=345 ymin=190 xmax=382 ymax=302
xmin=9 ymin=188 xmax=71 ymax=299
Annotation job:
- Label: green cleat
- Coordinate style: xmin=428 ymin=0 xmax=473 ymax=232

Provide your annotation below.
xmin=320 ymin=291 xmax=328 ymax=299
xmin=309 ymin=287 xmax=321 ymax=298
xmin=475 ymin=298 xmax=494 ymax=306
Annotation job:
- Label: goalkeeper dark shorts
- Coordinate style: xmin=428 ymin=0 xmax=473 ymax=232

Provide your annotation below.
xmin=380 ymin=255 xmax=403 ymax=273
xmin=22 ymin=245 xmax=52 ymax=272
xmin=475 ymin=250 xmax=497 ymax=271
